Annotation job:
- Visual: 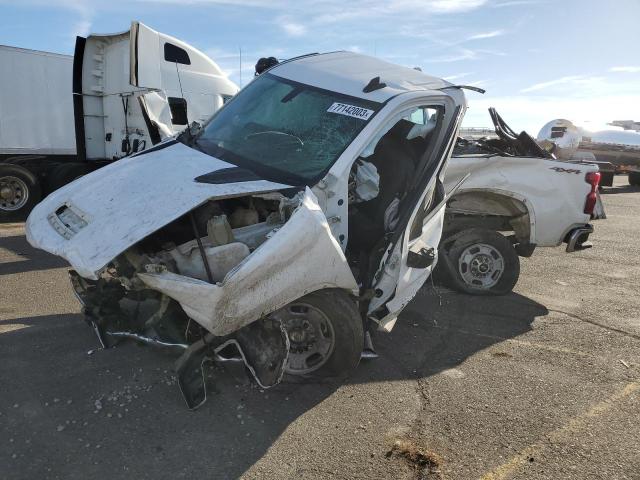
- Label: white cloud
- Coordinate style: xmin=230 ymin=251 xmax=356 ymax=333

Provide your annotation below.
xmin=71 ymin=19 xmax=92 ymax=38
xmin=610 ymin=66 xmax=640 ymax=73
xmin=427 ymin=48 xmax=477 ymax=62
xmin=492 ymin=0 xmax=542 ymax=7
xmin=429 ymin=0 xmax=488 ymax=13
xmin=467 ymin=29 xmax=504 ymax=40
xmin=279 ymin=18 xmax=307 ymax=36
xmin=443 ymin=72 xmax=473 ymax=80
xmin=520 ymin=75 xmax=587 ymax=93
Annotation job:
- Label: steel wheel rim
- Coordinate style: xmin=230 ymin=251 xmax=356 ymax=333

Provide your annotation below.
xmin=275 ymin=302 xmax=336 ymax=375
xmin=0 ymin=176 xmax=29 ymax=211
xmin=458 ymin=243 xmax=505 ymax=289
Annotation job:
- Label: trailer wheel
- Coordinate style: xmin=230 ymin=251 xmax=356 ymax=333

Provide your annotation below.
xmin=47 ymin=163 xmax=89 ymax=192
xmin=439 ymin=228 xmax=519 ymax=296
xmin=0 ymin=164 xmax=42 ymax=220
xmin=272 ymin=289 xmax=363 ymax=381
xmin=629 ymin=172 xmax=640 ymax=187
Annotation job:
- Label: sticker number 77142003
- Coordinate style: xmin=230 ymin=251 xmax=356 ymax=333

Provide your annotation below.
xmin=326 ymin=102 xmax=374 ymax=121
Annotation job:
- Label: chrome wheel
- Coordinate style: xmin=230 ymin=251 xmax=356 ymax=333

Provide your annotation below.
xmin=275 ymin=302 xmax=336 ymax=375
xmin=458 ymin=243 xmax=505 ymax=289
xmin=0 ymin=176 xmax=29 ymax=211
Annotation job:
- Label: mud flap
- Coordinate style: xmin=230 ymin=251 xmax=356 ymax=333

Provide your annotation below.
xmin=175 ymin=317 xmax=289 ymax=410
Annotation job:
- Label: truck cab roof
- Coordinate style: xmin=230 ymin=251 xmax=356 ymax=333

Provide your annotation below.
xmin=270 ymin=51 xmax=453 ymax=104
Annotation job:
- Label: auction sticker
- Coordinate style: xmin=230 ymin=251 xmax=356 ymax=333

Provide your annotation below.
xmin=327 ymin=102 xmax=374 ymax=120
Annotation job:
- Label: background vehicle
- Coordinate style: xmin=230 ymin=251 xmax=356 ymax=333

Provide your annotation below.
xmin=537 ymin=118 xmax=640 ymax=187
xmin=439 ymin=108 xmax=601 ymax=295
xmin=0 ymin=21 xmax=237 ymax=220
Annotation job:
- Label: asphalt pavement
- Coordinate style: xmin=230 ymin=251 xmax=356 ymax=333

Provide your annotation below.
xmin=1 ymin=177 xmax=638 ymax=480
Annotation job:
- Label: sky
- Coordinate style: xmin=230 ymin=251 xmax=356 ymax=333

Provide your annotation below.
xmin=1 ymin=0 xmax=639 ymax=134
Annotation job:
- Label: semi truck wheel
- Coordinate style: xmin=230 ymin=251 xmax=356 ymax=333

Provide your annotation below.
xmin=439 ymin=228 xmax=519 ymax=296
xmin=47 ymin=163 xmax=89 ymax=192
xmin=629 ymin=172 xmax=640 ymax=187
xmin=272 ymin=289 xmax=363 ymax=381
xmin=0 ymin=164 xmax=42 ymax=220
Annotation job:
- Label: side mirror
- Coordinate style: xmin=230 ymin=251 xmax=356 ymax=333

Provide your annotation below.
xmin=406 ymin=247 xmax=435 ymax=269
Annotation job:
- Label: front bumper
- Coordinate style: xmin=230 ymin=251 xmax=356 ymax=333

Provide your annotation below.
xmin=565 ymin=224 xmax=594 ymax=253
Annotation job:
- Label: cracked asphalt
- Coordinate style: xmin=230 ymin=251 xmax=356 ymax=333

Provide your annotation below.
xmin=1 ymin=177 xmax=639 ymax=480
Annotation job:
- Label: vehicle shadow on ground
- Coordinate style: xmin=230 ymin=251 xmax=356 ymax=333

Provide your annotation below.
xmin=0 ymin=284 xmax=546 ymax=479
xmin=0 ymin=234 xmax=68 ymax=275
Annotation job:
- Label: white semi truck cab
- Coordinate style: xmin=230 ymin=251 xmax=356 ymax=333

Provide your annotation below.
xmin=0 ymin=21 xmax=238 ymax=219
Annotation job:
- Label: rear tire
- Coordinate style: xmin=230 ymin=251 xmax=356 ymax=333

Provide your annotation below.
xmin=0 ymin=164 xmax=42 ymax=220
xmin=46 ymin=163 xmax=89 ymax=192
xmin=629 ymin=172 xmax=640 ymax=187
xmin=274 ymin=289 xmax=363 ymax=381
xmin=439 ymin=228 xmax=520 ymax=296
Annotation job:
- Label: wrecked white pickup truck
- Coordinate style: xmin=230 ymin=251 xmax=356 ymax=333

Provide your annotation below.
xmin=26 ymin=52 xmax=468 ymax=408
xmin=437 ymin=108 xmax=603 ymax=295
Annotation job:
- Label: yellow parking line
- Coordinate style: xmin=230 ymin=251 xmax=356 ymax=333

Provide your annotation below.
xmin=479 ymin=381 xmax=640 ymax=480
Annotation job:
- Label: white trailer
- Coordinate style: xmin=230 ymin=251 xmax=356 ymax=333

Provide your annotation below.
xmin=0 ymin=46 xmax=75 ymax=157
xmin=0 ymin=21 xmax=238 ymax=219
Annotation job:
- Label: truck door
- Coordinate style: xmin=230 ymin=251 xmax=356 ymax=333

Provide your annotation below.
xmin=367 ymin=104 xmax=465 ymax=330
xmin=129 ymin=22 xmax=163 ymax=90
xmin=378 ymin=174 xmax=465 ymax=329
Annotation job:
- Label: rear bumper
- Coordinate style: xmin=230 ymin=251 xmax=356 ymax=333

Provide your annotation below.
xmin=565 ymin=224 xmax=594 ymax=253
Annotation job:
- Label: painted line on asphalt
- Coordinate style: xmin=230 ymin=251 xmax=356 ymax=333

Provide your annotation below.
xmin=479 ymin=380 xmax=640 ymax=480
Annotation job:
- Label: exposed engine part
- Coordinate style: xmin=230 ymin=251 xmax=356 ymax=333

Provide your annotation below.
xmin=230 ymin=205 xmax=259 ymax=228
xmin=167 ymin=241 xmax=250 ymax=282
xmin=232 ymin=219 xmax=281 ymax=249
xmin=206 ymin=215 xmax=234 ymax=246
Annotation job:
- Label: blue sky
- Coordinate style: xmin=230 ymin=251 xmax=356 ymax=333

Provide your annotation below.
xmin=1 ymin=0 xmax=639 ymax=133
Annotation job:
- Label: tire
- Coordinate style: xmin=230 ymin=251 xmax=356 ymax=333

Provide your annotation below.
xmin=629 ymin=172 xmax=640 ymax=187
xmin=46 ymin=163 xmax=89 ymax=192
xmin=0 ymin=164 xmax=42 ymax=220
xmin=273 ymin=289 xmax=363 ymax=381
xmin=439 ymin=228 xmax=520 ymax=296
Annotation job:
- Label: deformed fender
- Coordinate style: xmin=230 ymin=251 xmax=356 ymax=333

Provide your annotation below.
xmin=138 ymin=188 xmax=359 ymax=336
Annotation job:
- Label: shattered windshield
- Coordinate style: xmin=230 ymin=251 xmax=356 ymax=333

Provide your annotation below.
xmin=193 ymin=73 xmax=381 ymax=185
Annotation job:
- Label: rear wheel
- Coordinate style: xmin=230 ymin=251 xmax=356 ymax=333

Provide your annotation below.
xmin=629 ymin=172 xmax=640 ymax=187
xmin=272 ymin=289 xmax=363 ymax=380
xmin=0 ymin=164 xmax=42 ymax=220
xmin=440 ymin=228 xmax=520 ymax=295
xmin=46 ymin=163 xmax=89 ymax=192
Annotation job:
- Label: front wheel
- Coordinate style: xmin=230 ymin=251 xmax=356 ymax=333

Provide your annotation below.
xmin=439 ymin=228 xmax=520 ymax=296
xmin=629 ymin=172 xmax=640 ymax=187
xmin=272 ymin=289 xmax=363 ymax=380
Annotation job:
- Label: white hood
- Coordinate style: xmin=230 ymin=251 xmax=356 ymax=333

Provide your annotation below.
xmin=26 ymin=142 xmax=290 ymax=279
